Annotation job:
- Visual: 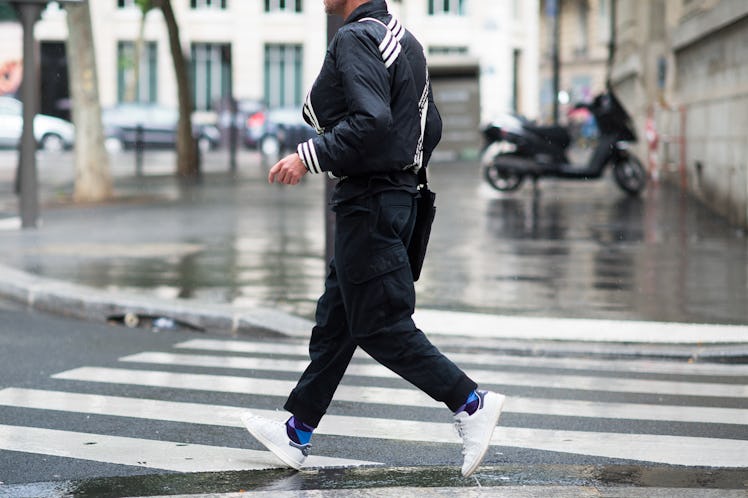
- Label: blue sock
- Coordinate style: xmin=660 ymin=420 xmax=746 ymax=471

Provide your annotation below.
xmin=454 ymin=390 xmax=481 ymax=415
xmin=286 ymin=416 xmax=314 ymax=445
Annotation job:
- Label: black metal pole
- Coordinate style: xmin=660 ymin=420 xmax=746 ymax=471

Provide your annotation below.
xmin=550 ymin=0 xmax=561 ymax=124
xmin=607 ymin=0 xmax=616 ymax=86
xmin=13 ymin=2 xmax=44 ymax=228
xmin=135 ymin=123 xmax=144 ymax=175
xmin=324 ymin=13 xmax=343 ymax=264
xmin=229 ymin=98 xmax=237 ymax=173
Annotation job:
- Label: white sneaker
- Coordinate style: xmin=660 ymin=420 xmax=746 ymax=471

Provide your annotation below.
xmin=453 ymin=390 xmax=505 ymax=477
xmin=240 ymin=412 xmax=310 ymax=470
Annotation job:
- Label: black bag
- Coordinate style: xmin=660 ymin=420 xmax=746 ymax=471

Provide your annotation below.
xmin=408 ymin=168 xmax=436 ymax=281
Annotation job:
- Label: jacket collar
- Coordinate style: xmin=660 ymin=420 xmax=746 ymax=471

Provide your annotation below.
xmin=345 ymin=0 xmax=388 ymax=24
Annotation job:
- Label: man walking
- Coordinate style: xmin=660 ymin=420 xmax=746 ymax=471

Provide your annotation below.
xmin=241 ymin=0 xmax=505 ymax=477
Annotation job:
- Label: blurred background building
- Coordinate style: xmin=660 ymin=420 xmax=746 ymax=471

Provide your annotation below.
xmin=0 ymin=0 xmax=746 ymax=227
xmin=0 ymin=0 xmax=539 ymax=161
xmin=538 ymin=0 xmax=612 ymax=122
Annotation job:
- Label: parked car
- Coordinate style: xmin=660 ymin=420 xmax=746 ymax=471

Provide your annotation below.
xmin=215 ymin=98 xmax=265 ymax=149
xmin=241 ymin=101 xmax=267 ymax=150
xmin=0 ymin=96 xmax=75 ymax=151
xmin=102 ymin=103 xmax=220 ymax=153
xmin=243 ymin=106 xmax=317 ymax=160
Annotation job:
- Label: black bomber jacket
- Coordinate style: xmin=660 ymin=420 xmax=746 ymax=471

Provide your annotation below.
xmin=296 ymin=0 xmax=442 ymax=180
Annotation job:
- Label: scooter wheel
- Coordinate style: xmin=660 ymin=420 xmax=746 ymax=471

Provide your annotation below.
xmin=483 ymin=164 xmax=524 ymax=192
xmin=613 ymin=155 xmax=647 ymax=196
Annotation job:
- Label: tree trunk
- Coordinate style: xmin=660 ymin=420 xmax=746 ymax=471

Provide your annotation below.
xmin=156 ymin=0 xmax=198 ymax=178
xmin=65 ymin=3 xmax=113 ymax=202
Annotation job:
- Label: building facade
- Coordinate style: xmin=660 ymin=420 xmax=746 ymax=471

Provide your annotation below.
xmin=395 ymin=0 xmax=540 ymax=159
xmin=538 ymin=0 xmax=613 ymax=123
xmin=1 ymin=0 xmax=539 ymax=149
xmin=394 ymin=0 xmax=540 ymax=121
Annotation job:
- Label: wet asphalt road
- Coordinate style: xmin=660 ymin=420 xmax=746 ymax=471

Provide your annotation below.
xmin=1 ymin=150 xmax=747 ymax=496
xmin=0 ymin=148 xmax=746 ymax=326
xmin=1 ymin=305 xmax=747 ymax=497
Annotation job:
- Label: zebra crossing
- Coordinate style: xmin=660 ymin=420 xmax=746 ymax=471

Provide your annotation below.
xmin=1 ymin=331 xmax=747 ymax=475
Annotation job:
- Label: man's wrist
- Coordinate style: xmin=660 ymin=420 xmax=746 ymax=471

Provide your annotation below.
xmin=297 ymin=140 xmax=321 ymax=174
xmin=295 ymin=151 xmax=310 ymax=172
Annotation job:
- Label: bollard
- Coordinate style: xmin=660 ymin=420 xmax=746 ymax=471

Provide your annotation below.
xmin=229 ymin=119 xmax=238 ymax=173
xmin=135 ymin=124 xmax=144 ymax=176
xmin=193 ymin=135 xmax=202 ymax=178
xmin=229 ymin=98 xmax=238 ymax=173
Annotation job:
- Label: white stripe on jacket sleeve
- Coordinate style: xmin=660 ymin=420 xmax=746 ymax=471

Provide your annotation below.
xmin=303 ymin=92 xmax=323 ymax=134
xmin=297 ymin=140 xmax=322 ymax=174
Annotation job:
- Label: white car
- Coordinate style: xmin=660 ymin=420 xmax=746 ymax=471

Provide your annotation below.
xmin=0 ymin=96 xmax=75 ymax=151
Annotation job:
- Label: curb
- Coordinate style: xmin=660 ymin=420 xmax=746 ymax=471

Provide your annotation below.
xmin=2 ymin=263 xmax=747 ymax=363
xmin=0 ymin=264 xmax=313 ymax=339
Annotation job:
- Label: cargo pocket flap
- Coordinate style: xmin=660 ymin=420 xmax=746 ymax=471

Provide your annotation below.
xmin=347 ymin=244 xmax=409 ymax=284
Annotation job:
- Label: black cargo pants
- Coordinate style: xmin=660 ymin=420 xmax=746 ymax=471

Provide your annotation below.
xmin=284 ymin=189 xmax=477 ymax=427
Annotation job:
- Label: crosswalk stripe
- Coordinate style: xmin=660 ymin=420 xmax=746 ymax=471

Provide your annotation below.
xmin=6 ymin=330 xmax=746 ymax=474
xmin=3 ymin=381 xmax=746 ymax=428
xmin=412 ymin=310 xmax=748 ymax=344
xmin=501 ymin=427 xmax=748 ymax=468
xmin=123 ymin=351 xmax=388 ymax=378
xmin=176 ymin=338 xmax=748 ymax=377
xmin=503 ymin=427 xmax=748 ymax=468
xmin=52 ymin=366 xmax=418 ymax=403
xmin=1 ymin=389 xmax=745 ymax=467
xmin=52 ymin=367 xmax=748 ymax=424
xmin=0 ymin=424 xmax=378 ymax=472
xmin=175 ymin=338 xmax=308 ymax=355
xmin=119 ymin=352 xmax=748 ymax=399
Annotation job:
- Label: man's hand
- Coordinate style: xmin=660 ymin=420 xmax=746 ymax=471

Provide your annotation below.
xmin=268 ymin=153 xmax=308 ymax=185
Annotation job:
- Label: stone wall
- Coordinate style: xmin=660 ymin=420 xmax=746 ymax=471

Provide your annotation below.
xmin=673 ymin=11 xmax=748 ymax=228
xmin=611 ymin=0 xmax=748 ymax=229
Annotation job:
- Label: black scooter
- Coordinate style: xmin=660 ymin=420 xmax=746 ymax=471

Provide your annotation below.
xmin=481 ymin=90 xmax=647 ymax=196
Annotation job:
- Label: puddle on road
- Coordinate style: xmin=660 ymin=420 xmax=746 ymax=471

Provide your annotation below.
xmin=26 ymin=243 xmax=205 ymax=259
xmin=3 ymin=465 xmax=746 ymax=497
xmin=5 ymin=166 xmax=748 ymax=325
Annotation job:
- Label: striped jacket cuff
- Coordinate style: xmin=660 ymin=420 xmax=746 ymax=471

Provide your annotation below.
xmin=297 ymin=140 xmax=322 ymax=174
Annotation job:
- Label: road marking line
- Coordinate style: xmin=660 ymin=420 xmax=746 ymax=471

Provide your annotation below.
xmin=119 ymin=353 xmax=748 ymax=399
xmin=176 ymin=338 xmax=308 ymax=355
xmin=0 ymin=424 xmax=378 ymax=472
xmin=413 ymin=310 xmax=748 ymax=344
xmin=176 ymin=338 xmax=748 ymax=376
xmin=1 ymin=389 xmax=745 ymax=468
xmin=5 ymin=388 xmax=748 ymax=426
xmin=0 ymin=217 xmax=20 ymax=231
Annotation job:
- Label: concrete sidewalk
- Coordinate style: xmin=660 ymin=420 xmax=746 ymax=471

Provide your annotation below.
xmin=0 ymin=148 xmax=747 ymax=356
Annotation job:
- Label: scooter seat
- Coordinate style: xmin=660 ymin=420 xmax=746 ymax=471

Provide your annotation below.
xmin=524 ymin=124 xmax=571 ymax=150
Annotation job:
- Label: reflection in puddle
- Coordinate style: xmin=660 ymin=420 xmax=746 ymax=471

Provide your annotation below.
xmin=8 ymin=165 xmax=748 ymax=325
xmin=6 ymin=464 xmax=747 ymax=497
